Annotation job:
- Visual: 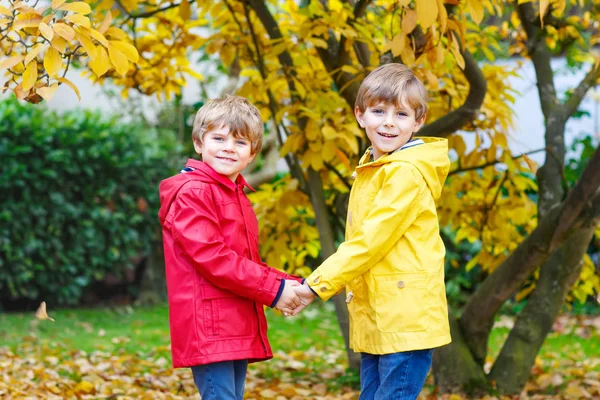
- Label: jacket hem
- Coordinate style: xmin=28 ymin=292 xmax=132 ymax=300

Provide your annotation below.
xmin=350 ymin=334 xmax=451 ymax=355
xmin=172 ymin=350 xmax=273 ymax=368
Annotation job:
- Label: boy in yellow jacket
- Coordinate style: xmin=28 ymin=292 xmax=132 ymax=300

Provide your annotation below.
xmin=293 ymin=63 xmax=452 ymax=399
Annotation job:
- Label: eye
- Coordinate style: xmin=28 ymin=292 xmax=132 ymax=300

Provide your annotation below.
xmin=212 ymin=136 xmax=224 ymax=141
xmin=237 ymin=140 xmax=248 ymax=146
xmin=372 ymin=108 xmax=383 ymax=114
xmin=397 ymin=112 xmax=408 ymax=117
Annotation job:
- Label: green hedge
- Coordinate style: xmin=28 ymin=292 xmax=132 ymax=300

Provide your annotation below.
xmin=0 ymin=98 xmax=181 ymax=306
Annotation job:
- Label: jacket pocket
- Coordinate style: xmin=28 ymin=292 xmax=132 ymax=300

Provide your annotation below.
xmin=201 ymin=284 xmax=257 ymax=339
xmin=374 ymin=273 xmax=429 ymax=333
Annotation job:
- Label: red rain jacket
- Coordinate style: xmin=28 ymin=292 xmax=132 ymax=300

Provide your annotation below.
xmin=158 ymin=159 xmax=300 ymax=368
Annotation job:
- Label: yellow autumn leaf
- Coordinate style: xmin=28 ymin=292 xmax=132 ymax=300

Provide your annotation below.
xmin=36 ymin=83 xmax=59 ymax=102
xmin=38 ymin=22 xmax=54 ymax=41
xmin=76 ymin=31 xmax=97 ymax=59
xmin=89 ymin=46 xmax=110 ymax=77
xmin=53 ymin=23 xmax=75 ymax=41
xmin=450 ymin=35 xmax=465 ymax=69
xmin=401 ymin=45 xmax=416 ymax=66
xmin=57 ymin=2 xmax=92 ymax=15
xmin=14 ymin=14 xmax=42 ymax=29
xmin=105 ymin=27 xmax=127 ymax=40
xmin=35 ymin=301 xmax=55 ymax=322
xmin=98 ymin=12 xmax=112 ymax=34
xmin=416 ymin=0 xmax=438 ymax=29
xmin=467 ymin=0 xmax=484 ymax=25
xmin=108 ymin=41 xmax=138 ymax=63
xmin=437 ymin=0 xmax=447 ymax=32
xmin=179 ymin=0 xmax=191 ymax=21
xmin=402 ymin=9 xmax=418 ymax=34
xmin=90 ymin=29 xmax=108 ymax=47
xmin=522 ymin=153 xmax=538 ymax=174
xmin=0 ymin=5 xmax=12 ymax=16
xmin=65 ymin=14 xmax=91 ymax=28
xmin=107 ymin=43 xmax=129 ymax=76
xmin=539 ymin=0 xmax=550 ymax=27
xmin=44 ymin=46 xmax=62 ymax=77
xmin=51 ymin=35 xmax=67 ymax=53
xmin=22 ymin=60 xmax=38 ymax=91
xmin=52 ymin=0 xmax=67 ymax=10
xmin=25 ymin=44 xmax=46 ymax=65
xmin=390 ymin=34 xmax=406 ymax=57
xmin=0 ymin=55 xmax=24 ymax=71
xmin=56 ymin=77 xmax=81 ymax=100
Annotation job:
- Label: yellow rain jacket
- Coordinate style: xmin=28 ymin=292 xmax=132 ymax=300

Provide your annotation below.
xmin=307 ymin=137 xmax=452 ymax=354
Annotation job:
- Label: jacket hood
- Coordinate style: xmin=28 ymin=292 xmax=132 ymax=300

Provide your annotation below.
xmin=158 ymin=159 xmax=254 ymax=224
xmin=357 ymin=137 xmax=450 ymax=200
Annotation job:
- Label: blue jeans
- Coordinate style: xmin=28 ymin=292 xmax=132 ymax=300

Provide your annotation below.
xmin=191 ymin=360 xmax=248 ymax=400
xmin=359 ymin=350 xmax=433 ymax=400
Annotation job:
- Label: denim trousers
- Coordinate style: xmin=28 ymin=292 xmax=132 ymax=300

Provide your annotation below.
xmin=359 ymin=349 xmax=433 ymax=400
xmin=191 ymin=360 xmax=248 ymax=400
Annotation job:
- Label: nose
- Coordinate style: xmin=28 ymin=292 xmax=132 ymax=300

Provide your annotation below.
xmin=223 ymin=137 xmax=235 ymax=152
xmin=383 ymin=112 xmax=395 ymax=127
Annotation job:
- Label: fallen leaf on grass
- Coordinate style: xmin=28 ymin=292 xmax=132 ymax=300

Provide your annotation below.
xmin=35 ymin=302 xmax=55 ymax=322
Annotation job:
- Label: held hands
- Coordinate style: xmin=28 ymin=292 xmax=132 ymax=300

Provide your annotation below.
xmin=273 ymin=281 xmax=317 ymax=317
xmin=290 ymin=283 xmax=316 ymax=316
xmin=274 ymin=279 xmax=303 ymax=316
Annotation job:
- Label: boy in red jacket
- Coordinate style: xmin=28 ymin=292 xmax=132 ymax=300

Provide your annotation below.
xmin=158 ymin=95 xmax=303 ymax=399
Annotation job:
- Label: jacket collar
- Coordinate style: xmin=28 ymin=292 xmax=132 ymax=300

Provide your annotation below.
xmin=185 ymin=158 xmax=255 ymax=192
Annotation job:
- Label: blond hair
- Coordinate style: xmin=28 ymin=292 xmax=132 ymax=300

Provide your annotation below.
xmin=192 ymin=95 xmax=264 ymax=154
xmin=355 ymin=63 xmax=428 ymax=121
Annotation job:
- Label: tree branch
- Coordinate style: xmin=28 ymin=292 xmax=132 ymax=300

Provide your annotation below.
xmin=459 ymin=143 xmax=600 ymax=365
xmin=562 ymin=62 xmax=600 ymax=120
xmin=419 ymin=41 xmax=487 ymax=138
xmin=448 ymin=148 xmax=546 ymax=176
xmin=517 ymin=1 xmax=558 ymax=123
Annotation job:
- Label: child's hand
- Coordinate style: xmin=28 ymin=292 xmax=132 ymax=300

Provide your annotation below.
xmin=274 ymin=279 xmax=302 ymax=316
xmin=290 ymin=284 xmax=316 ymax=316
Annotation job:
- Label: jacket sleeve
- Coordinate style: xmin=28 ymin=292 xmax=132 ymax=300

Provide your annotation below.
xmin=306 ymin=163 xmax=423 ymax=301
xmin=171 ymin=187 xmax=281 ymax=306
xmin=261 ymin=262 xmax=303 ymax=284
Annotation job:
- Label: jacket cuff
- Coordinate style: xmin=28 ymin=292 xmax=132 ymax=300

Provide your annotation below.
xmin=306 ymin=271 xmax=339 ymax=301
xmin=270 ymin=279 xmax=285 ymax=308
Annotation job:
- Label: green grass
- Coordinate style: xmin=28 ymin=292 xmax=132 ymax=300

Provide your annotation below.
xmin=1 ymin=304 xmax=172 ymax=358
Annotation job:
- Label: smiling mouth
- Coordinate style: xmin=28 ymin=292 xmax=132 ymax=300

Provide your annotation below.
xmin=217 ymin=156 xmax=236 ymax=162
xmin=377 ymin=132 xmax=397 ymax=138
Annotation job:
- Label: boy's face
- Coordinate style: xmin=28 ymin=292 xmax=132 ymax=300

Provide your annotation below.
xmin=193 ymin=124 xmax=256 ymax=182
xmin=355 ymin=102 xmax=425 ymax=160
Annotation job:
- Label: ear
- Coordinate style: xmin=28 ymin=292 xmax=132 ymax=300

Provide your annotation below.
xmin=355 ymin=106 xmax=365 ymax=128
xmin=193 ymin=137 xmax=203 ymax=155
xmin=413 ymin=113 xmax=426 ymax=132
xmin=248 ymin=151 xmax=257 ymax=164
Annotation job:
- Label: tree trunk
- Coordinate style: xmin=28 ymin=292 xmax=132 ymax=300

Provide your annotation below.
xmin=433 ymin=314 xmax=489 ymax=395
xmin=489 ymin=226 xmax=596 ymax=393
xmin=307 ymin=168 xmax=361 ymax=370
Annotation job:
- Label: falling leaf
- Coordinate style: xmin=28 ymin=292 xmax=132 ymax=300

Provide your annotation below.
xmin=35 ymin=301 xmax=55 ymax=322
xmin=522 ymin=153 xmax=538 ymax=174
